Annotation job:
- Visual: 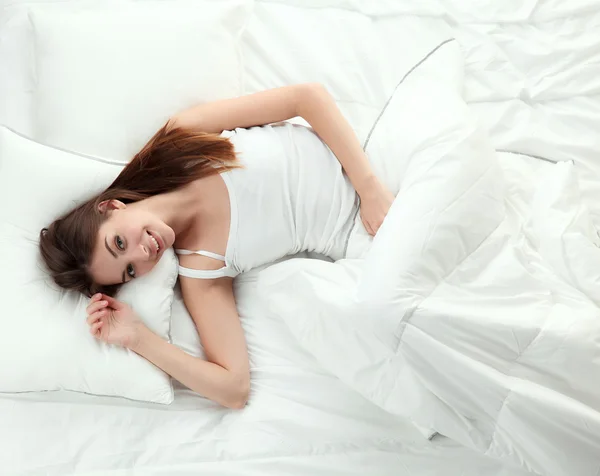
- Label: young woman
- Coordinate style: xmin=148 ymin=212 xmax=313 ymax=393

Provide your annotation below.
xmin=40 ymin=83 xmax=394 ymax=409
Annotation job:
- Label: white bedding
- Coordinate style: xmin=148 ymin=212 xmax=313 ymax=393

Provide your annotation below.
xmin=0 ymin=272 xmax=529 ymax=476
xmin=0 ymin=292 xmax=526 ymax=475
xmin=254 ymin=2 xmax=600 ymax=475
xmin=2 ymin=0 xmax=600 ymax=475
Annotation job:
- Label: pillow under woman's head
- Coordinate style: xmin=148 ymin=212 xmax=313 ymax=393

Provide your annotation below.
xmin=0 ymin=0 xmax=251 ymax=403
xmin=0 ymin=125 xmax=180 ymax=402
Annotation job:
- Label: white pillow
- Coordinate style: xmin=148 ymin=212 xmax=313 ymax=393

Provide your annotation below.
xmin=30 ymin=0 xmax=249 ymax=160
xmin=0 ymin=1 xmax=122 ymax=136
xmin=0 ymin=126 xmax=178 ymax=404
xmin=0 ymin=7 xmax=36 ymax=136
xmin=241 ymin=2 xmax=399 ymax=145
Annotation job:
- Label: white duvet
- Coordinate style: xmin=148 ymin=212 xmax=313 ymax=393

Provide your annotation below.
xmin=254 ymin=3 xmax=600 ymax=476
xmin=259 ymin=163 xmax=600 ymax=475
xmin=2 ymin=0 xmax=600 ymax=475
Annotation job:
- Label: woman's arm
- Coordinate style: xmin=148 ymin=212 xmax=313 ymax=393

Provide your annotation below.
xmin=130 ymin=277 xmax=250 ymax=409
xmin=170 ymin=83 xmax=378 ymax=197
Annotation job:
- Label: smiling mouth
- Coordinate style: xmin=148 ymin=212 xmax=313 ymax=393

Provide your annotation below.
xmin=147 ymin=231 xmax=161 ymax=256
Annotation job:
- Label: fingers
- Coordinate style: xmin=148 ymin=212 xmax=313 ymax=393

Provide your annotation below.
xmin=362 ymin=216 xmax=385 ymax=237
xmin=87 ymin=293 xmax=107 ymax=339
xmin=362 ymin=216 xmax=375 ymax=237
xmin=86 ymin=293 xmax=103 ymax=312
xmin=88 ymin=293 xmax=120 ymax=310
xmin=371 ymin=217 xmax=383 ymax=235
xmin=86 ymin=299 xmax=108 ymax=315
xmin=86 ymin=309 xmax=108 ymax=326
xmin=101 ymin=294 xmax=122 ymax=310
xmin=89 ymin=319 xmax=103 ymax=336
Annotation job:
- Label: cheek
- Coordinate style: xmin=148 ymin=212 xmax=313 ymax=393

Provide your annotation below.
xmin=123 ymin=221 xmax=145 ymax=242
xmin=137 ymin=260 xmax=158 ymax=277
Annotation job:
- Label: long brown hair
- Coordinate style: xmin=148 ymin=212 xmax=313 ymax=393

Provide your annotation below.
xmin=39 ymin=123 xmax=238 ymax=297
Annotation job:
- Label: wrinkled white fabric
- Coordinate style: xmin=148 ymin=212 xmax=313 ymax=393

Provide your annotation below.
xmin=3 ymin=0 xmax=600 ymax=475
xmin=256 ymin=7 xmax=600 ymax=474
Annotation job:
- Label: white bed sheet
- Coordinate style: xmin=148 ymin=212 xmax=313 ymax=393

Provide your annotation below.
xmin=0 ymin=267 xmax=529 ymax=475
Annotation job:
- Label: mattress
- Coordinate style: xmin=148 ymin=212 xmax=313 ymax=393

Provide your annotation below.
xmin=1 ymin=0 xmax=599 ymax=475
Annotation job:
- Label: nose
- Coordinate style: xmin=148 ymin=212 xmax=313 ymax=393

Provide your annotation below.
xmin=134 ymin=242 xmax=151 ymax=261
xmin=129 ymin=243 xmax=154 ymax=278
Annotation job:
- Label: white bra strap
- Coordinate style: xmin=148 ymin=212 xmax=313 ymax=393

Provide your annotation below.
xmin=178 ymin=264 xmax=239 ymax=280
xmin=175 ymin=248 xmax=238 ymax=279
xmin=175 ymin=249 xmax=226 ymax=262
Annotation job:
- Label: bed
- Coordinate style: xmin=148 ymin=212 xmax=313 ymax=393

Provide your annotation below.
xmin=1 ymin=0 xmax=599 ymax=475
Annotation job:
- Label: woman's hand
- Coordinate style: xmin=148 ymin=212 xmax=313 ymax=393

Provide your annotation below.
xmin=86 ymin=294 xmax=145 ymax=349
xmin=358 ymin=176 xmax=395 ymax=236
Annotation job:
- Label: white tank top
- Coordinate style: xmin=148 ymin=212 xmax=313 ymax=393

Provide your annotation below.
xmin=175 ymin=122 xmax=359 ymax=279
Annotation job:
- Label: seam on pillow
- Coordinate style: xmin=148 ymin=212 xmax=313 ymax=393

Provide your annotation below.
xmin=362 ymin=38 xmax=456 ymax=151
xmin=237 ymin=1 xmax=255 ymax=96
xmin=0 ymin=387 xmax=172 ymax=405
xmin=26 ymin=9 xmax=40 ymax=138
xmin=0 ymin=125 xmax=127 ymax=165
xmin=237 ymin=38 xmax=245 ymax=97
xmin=496 ymin=148 xmax=559 ymax=164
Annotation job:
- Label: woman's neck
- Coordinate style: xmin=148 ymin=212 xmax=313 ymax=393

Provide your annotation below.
xmin=130 ymin=183 xmax=200 ymax=237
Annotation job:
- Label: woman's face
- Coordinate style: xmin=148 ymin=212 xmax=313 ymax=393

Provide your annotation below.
xmin=89 ymin=200 xmax=175 ymax=286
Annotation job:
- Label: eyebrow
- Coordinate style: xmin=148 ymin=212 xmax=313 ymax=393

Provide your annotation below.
xmin=104 ymin=236 xmax=127 ymax=284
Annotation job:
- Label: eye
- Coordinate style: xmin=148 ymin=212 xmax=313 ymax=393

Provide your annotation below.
xmin=127 ymin=264 xmax=136 ymax=279
xmin=115 ymin=236 xmax=125 ymax=251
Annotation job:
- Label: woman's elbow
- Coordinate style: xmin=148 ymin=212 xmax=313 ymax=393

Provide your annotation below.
xmin=295 ymin=82 xmax=328 ymax=110
xmin=225 ymin=373 xmax=250 ymax=410
xmin=298 ymin=82 xmax=328 ymax=101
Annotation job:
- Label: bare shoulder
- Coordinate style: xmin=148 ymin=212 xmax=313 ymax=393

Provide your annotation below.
xmin=174 ymin=174 xmax=232 ymax=276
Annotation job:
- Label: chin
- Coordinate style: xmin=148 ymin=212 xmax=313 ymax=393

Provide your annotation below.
xmin=166 ymin=228 xmax=176 ymax=249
